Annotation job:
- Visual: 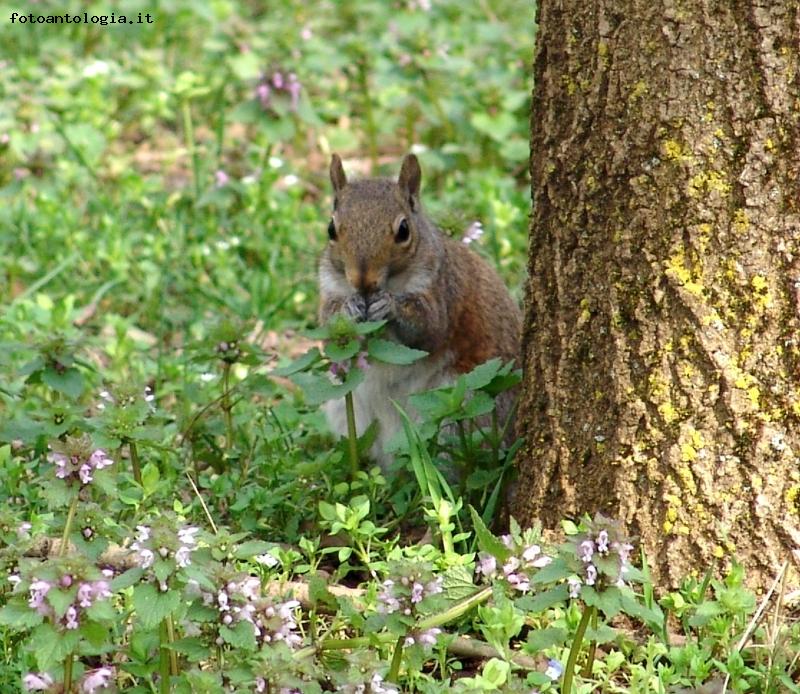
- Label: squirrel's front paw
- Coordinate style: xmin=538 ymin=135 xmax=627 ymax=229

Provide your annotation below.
xmin=366 ymin=290 xmax=394 ymax=321
xmin=342 ymin=294 xmax=367 ymax=321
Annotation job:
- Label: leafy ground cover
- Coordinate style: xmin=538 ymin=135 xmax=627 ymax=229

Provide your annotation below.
xmin=1 ymin=1 xmax=799 ymax=692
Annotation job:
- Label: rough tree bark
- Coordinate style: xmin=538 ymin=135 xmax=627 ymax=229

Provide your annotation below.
xmin=513 ymin=0 xmax=800 ymax=590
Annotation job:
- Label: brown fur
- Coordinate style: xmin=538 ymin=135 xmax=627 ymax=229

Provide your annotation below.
xmin=318 ymin=154 xmax=521 ymax=460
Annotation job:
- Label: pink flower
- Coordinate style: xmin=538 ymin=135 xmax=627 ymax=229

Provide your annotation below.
xmin=28 ymin=580 xmax=52 ymax=611
xmin=22 ymin=672 xmax=53 ymax=691
xmin=80 ymin=666 xmax=114 ymax=693
xmin=64 ymin=605 xmax=79 ymax=630
xmin=215 ymin=170 xmax=230 ymax=188
xmin=461 ymin=221 xmax=484 ymax=245
xmin=256 ymin=83 xmax=271 ymax=108
xmin=77 ymin=583 xmax=94 ymax=608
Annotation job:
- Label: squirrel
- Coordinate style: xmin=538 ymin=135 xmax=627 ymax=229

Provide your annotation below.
xmin=318 ymin=153 xmax=521 ymax=468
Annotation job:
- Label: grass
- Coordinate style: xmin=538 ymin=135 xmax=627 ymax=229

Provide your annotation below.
xmin=1 ymin=2 xmax=799 ymax=693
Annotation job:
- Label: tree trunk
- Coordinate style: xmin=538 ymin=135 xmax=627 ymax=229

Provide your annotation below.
xmin=513 ymin=0 xmax=800 ymax=590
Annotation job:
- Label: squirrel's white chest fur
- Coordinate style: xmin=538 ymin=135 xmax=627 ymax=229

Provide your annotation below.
xmin=324 ymin=353 xmax=454 ymax=469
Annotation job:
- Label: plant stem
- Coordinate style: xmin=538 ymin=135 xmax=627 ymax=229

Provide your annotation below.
xmin=417 ymin=586 xmax=492 ymax=630
xmin=387 ymin=634 xmax=405 ymax=683
xmin=63 ymin=651 xmax=73 ymax=693
xmin=59 ymin=494 xmax=79 ymax=557
xmin=344 ymin=391 xmax=359 ymax=478
xmin=181 ymin=100 xmax=201 ymax=201
xmin=159 ymin=619 xmax=171 ymax=694
xmin=562 ymin=605 xmax=594 ymax=694
xmin=129 ymin=440 xmax=143 ymax=486
xmin=222 ymin=362 xmax=233 ymax=452
xmin=581 ymin=606 xmax=598 ymax=678
xmin=166 ymin=614 xmax=179 ymax=676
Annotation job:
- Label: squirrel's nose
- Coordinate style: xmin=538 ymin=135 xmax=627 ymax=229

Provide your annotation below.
xmin=346 ymin=266 xmax=381 ymax=294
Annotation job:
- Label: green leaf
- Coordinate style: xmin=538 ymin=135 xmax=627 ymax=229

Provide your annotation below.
xmin=31 ymin=623 xmax=80 ymax=670
xmin=367 ymin=339 xmax=427 ymax=365
xmin=525 ymin=626 xmax=568 ymax=652
xmin=219 ymin=620 xmax=257 ymax=651
xmin=462 ymin=358 xmax=503 ymax=390
xmin=688 ymin=600 xmax=724 ymax=628
xmin=80 ymin=620 xmax=109 ymax=647
xmin=530 ymin=557 xmax=572 ymax=586
xmin=47 ymin=587 xmax=75 ymax=618
xmin=583 ymin=586 xmax=623 ymax=619
xmin=169 ymin=637 xmax=210 ymax=662
xmin=515 ymin=584 xmax=569 ymax=613
xmin=132 ymin=584 xmax=181 ymax=630
xmin=324 ymin=339 xmax=360 ymax=362
xmin=289 ymin=368 xmax=364 ymax=406
xmin=619 ymin=587 xmax=664 ymax=629
xmin=41 ymin=366 xmax=84 ymax=399
xmin=233 ymin=540 xmax=272 ymax=559
xmin=141 ymin=462 xmax=160 ymax=495
xmin=469 ymin=505 xmax=511 ymax=562
xmin=481 ymin=658 xmax=510 ymax=687
xmin=442 ymin=565 xmax=480 ymax=602
xmin=0 ymin=598 xmax=44 ymax=628
xmin=271 ymin=347 xmax=322 ymax=376
xmin=584 ymin=623 xmax=619 ymax=644
xmin=86 ymin=599 xmax=117 ymax=622
xmin=470 ymin=111 xmax=516 ymax=142
xmin=110 ymin=567 xmax=144 ymax=591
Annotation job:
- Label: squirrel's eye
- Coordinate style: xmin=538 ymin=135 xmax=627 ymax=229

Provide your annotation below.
xmin=327 ymin=219 xmax=337 ymax=241
xmin=395 ymin=218 xmax=410 ymax=244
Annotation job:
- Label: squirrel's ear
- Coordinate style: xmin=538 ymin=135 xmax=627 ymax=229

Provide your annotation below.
xmin=398 ymin=154 xmax=421 ymax=207
xmin=330 ymin=154 xmax=347 ymax=193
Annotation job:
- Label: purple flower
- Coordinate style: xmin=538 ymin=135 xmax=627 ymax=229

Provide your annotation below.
xmin=77 ymin=583 xmax=94 ymax=608
xmin=585 ymin=563 xmax=597 ymax=586
xmin=64 ymin=605 xmax=79 ymax=630
xmin=88 ymin=450 xmax=113 ymax=469
xmin=406 ymin=627 xmax=441 ymax=648
xmin=18 ymin=521 xmax=32 ymax=539
xmin=80 ymin=667 xmax=113 ymax=693
xmin=28 ymin=579 xmax=52 ymax=612
xmin=410 ymin=582 xmax=424 ymax=604
xmin=506 ymin=572 xmax=531 ymax=592
xmin=47 ymin=440 xmax=113 ymax=486
xmin=579 ymin=540 xmax=595 ymax=563
xmin=137 ymin=549 xmax=154 ymax=569
xmin=567 ymin=576 xmax=581 ymax=598
xmin=79 ymin=464 xmax=93 ymax=484
xmin=613 ymin=541 xmax=634 ymax=564
xmin=475 ymin=552 xmax=497 ymax=577
xmin=215 ymin=169 xmax=230 ymax=188
xmin=287 ymin=73 xmax=301 ymax=111
xmin=596 ymin=529 xmax=609 ymax=553
xmin=272 ymin=72 xmax=284 ymax=89
xmin=80 ymin=666 xmax=114 ymax=693
xmin=256 ymin=83 xmax=271 ymax=108
xmin=93 ymin=580 xmax=111 ymax=600
xmin=545 ymin=659 xmax=563 ymax=680
xmin=175 ymin=545 xmax=192 ymax=568
xmin=22 ymin=672 xmax=53 ymax=691
xmin=377 ymin=579 xmax=400 ymax=614
xmin=461 ymin=221 xmax=484 ymax=245
xmin=355 ymin=350 xmax=369 ymax=371
xmin=330 ymin=360 xmax=349 ymax=378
